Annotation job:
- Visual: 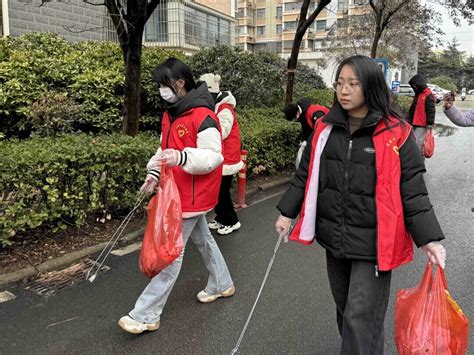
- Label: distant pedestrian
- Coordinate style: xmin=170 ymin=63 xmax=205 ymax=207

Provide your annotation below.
xmin=283 ymin=98 xmax=329 ymax=167
xmin=275 ymin=55 xmax=446 ymax=354
xmin=118 ymin=58 xmax=234 ymax=334
xmin=199 ymin=73 xmax=243 ymax=235
xmin=443 ymin=93 xmax=474 ymax=127
xmin=407 ymin=74 xmax=435 ymax=155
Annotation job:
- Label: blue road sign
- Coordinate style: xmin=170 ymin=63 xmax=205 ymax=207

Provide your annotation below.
xmin=391 ymin=81 xmax=401 ymax=93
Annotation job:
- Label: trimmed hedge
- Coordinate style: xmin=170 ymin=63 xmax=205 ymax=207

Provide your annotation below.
xmin=0 ymin=106 xmax=302 ymax=245
xmin=0 ymin=134 xmax=159 ymax=245
xmin=0 ymin=33 xmax=185 ymax=139
xmin=238 ymin=107 xmax=300 ymax=176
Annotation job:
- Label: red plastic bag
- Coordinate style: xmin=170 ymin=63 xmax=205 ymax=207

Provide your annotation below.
xmin=423 ymin=127 xmax=435 ymax=158
xmin=139 ymin=164 xmax=183 ymax=278
xmin=395 ymin=263 xmax=469 ymax=355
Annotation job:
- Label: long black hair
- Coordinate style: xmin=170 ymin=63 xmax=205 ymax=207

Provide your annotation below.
xmin=334 ymin=55 xmax=402 ymax=123
xmin=153 ymin=57 xmax=197 ymax=95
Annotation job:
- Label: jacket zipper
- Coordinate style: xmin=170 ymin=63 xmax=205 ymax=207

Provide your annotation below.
xmin=191 ymin=176 xmax=195 ymax=205
xmin=341 ymin=139 xmax=353 ymax=256
xmin=373 ymin=140 xmax=379 ymax=277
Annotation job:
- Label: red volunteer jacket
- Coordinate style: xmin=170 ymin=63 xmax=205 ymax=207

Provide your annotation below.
xmin=290 ymin=117 xmax=414 ymax=271
xmin=161 ymin=107 xmax=223 ymax=213
xmin=412 ymin=88 xmax=432 ymax=127
xmin=217 ymin=103 xmax=241 ymax=166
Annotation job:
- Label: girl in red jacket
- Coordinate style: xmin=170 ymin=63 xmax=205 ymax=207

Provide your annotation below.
xmin=199 ymin=73 xmax=244 ymax=235
xmin=275 ymin=55 xmax=446 ymax=354
xmin=119 ymin=58 xmax=234 ymax=334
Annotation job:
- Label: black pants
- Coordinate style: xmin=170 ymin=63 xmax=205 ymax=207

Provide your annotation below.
xmin=214 ymin=175 xmax=239 ymax=226
xmin=326 ymin=251 xmax=392 ymax=355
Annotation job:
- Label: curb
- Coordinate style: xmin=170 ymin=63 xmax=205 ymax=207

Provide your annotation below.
xmin=243 ymin=176 xmax=292 ymax=200
xmin=0 ymin=227 xmax=146 ymax=286
xmin=0 ymin=176 xmax=292 ymax=286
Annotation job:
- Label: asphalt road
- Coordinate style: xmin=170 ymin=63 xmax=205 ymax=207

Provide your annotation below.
xmin=1 ymin=107 xmax=472 ymax=355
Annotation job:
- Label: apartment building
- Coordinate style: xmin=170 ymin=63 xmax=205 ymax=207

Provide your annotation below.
xmin=233 ymin=0 xmax=416 ymax=84
xmin=1 ymin=0 xmax=235 ymax=54
xmin=144 ymin=0 xmax=236 ymax=54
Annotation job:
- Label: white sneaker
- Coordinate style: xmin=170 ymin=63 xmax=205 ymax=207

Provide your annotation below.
xmin=217 ymin=221 xmax=241 ymax=235
xmin=197 ymin=285 xmax=236 ymax=303
xmin=208 ymin=220 xmax=223 ymax=230
xmin=118 ymin=315 xmax=160 ymax=334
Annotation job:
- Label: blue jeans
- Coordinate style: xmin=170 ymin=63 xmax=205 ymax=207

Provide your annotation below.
xmin=129 ymin=214 xmax=233 ymax=323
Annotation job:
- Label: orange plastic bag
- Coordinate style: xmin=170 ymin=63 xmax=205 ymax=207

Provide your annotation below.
xmin=423 ymin=127 xmax=435 ymax=158
xmin=395 ymin=263 xmax=469 ymax=355
xmin=139 ymin=164 xmax=183 ymax=278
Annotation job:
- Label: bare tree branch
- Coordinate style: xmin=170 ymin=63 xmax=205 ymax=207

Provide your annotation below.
xmin=83 ymin=0 xmax=106 ymax=6
xmin=62 ymin=24 xmax=104 ymax=33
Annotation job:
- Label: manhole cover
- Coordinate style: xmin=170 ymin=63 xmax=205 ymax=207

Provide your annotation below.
xmin=25 ymin=259 xmax=110 ymax=297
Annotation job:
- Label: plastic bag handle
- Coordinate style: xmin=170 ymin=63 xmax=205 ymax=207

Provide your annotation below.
xmin=433 ymin=264 xmax=448 ymax=291
xmin=418 ymin=262 xmax=434 ymax=293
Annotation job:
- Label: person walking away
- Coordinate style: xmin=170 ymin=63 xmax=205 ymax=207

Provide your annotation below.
xmin=118 ymin=58 xmax=235 ymax=334
xmin=199 ymin=73 xmax=244 ymax=235
xmin=283 ymin=98 xmax=329 ymax=167
xmin=407 ymin=74 xmax=435 ymax=155
xmin=275 ymin=55 xmax=446 ymax=355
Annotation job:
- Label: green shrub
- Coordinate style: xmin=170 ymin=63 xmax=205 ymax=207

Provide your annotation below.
xmin=0 ymin=33 xmax=185 ymax=138
xmin=28 ymin=92 xmax=82 ymax=137
xmin=393 ymin=95 xmax=413 ymax=118
xmin=430 ymin=75 xmax=457 ymax=92
xmin=296 ymin=88 xmax=335 ymax=108
xmin=189 ymin=45 xmax=325 ymax=108
xmin=238 ymin=107 xmax=300 ymax=176
xmin=0 ymin=133 xmax=159 ymax=246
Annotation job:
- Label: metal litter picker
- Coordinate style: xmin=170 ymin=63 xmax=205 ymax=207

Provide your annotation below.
xmin=230 ymin=229 xmax=290 ymax=354
xmin=86 ymin=192 xmax=147 ymax=283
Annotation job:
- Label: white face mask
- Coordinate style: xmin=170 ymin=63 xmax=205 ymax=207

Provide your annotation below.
xmin=159 ymin=87 xmax=179 ymax=103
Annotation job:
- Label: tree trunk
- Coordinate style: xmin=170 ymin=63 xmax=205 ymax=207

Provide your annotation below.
xmin=371 ymin=24 xmax=382 ymax=58
xmin=285 ymin=37 xmax=304 ymax=106
xmin=122 ymin=33 xmax=143 ymax=136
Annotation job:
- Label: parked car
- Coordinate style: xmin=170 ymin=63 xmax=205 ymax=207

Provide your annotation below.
xmin=427 ymin=84 xmax=447 ymax=104
xmin=395 ymin=84 xmax=415 ymax=97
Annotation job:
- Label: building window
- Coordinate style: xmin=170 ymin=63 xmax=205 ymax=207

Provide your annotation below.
xmin=338 ymin=0 xmax=349 ymax=12
xmin=257 ymin=26 xmax=266 ymax=36
xmin=254 ymin=43 xmax=267 ymax=52
xmin=257 ymin=8 xmax=266 ymax=18
xmin=237 ymin=8 xmax=245 ymax=18
xmin=284 ymin=2 xmax=303 ymax=12
xmin=219 ymin=19 xmax=231 ymax=45
xmin=283 ymin=40 xmax=294 ymax=49
xmin=276 ymin=24 xmax=282 ymax=34
xmin=144 ymin=3 xmax=169 ymax=42
xmin=276 ymin=6 xmax=282 ymax=18
xmin=284 ymin=21 xmax=298 ymax=31
xmin=283 ymin=40 xmax=304 ymax=49
xmin=276 ymin=41 xmax=282 ymax=53
xmin=316 ymin=20 xmax=327 ymax=31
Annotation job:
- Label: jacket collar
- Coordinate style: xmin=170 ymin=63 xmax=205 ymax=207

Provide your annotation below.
xmin=166 ymin=83 xmax=214 ymax=120
xmin=323 ymin=102 xmax=382 ymax=130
